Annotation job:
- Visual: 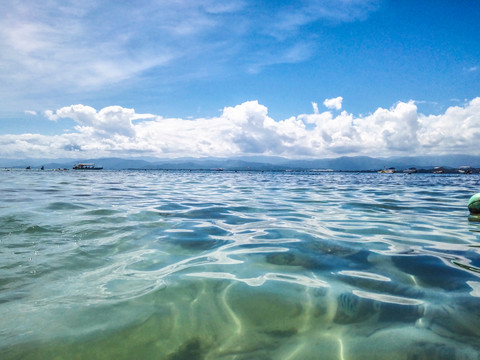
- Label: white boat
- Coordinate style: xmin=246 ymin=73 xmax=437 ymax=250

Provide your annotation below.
xmin=73 ymin=163 xmax=103 ymax=170
xmin=459 ymin=166 xmax=472 ymax=174
xmin=403 ymin=167 xmax=417 ymax=174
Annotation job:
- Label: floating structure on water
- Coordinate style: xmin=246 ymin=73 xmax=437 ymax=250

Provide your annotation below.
xmin=73 ymin=163 xmax=103 ymax=170
xmin=459 ymin=166 xmax=472 ymax=174
xmin=468 ymin=193 xmax=480 ymax=215
xmin=378 ymin=167 xmax=395 ymax=173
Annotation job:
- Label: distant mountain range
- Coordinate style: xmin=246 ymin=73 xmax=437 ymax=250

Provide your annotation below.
xmin=2 ymin=155 xmax=480 ymax=171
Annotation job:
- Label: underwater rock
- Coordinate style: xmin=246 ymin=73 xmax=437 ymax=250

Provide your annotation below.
xmin=167 ymin=338 xmax=205 ymax=360
xmin=406 ymin=341 xmax=470 ymax=360
xmin=265 ymin=251 xmax=324 ymax=270
xmin=266 ymin=252 xmax=297 ymax=266
xmin=425 ymin=298 xmax=480 ymax=339
xmin=306 ymin=240 xmax=362 ymax=258
xmin=177 ymin=239 xmax=224 ymax=250
xmin=333 ymin=292 xmax=376 ymax=324
xmin=377 ymin=301 xmax=424 ymax=323
xmin=392 ymin=255 xmax=469 ymax=291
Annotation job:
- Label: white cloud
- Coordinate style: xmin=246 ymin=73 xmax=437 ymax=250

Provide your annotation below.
xmin=0 ymin=1 xmax=173 ymax=92
xmin=266 ymin=0 xmax=379 ymax=38
xmin=357 ymin=101 xmax=419 ymax=152
xmin=323 ymin=97 xmax=343 ymax=110
xmin=1 ymin=97 xmax=479 ymax=159
xmin=418 ymin=97 xmax=480 ymax=153
xmin=46 ymin=105 xmax=156 ymax=139
xmin=246 ymin=42 xmax=315 ymax=74
xmin=24 ymin=110 xmax=37 ymax=116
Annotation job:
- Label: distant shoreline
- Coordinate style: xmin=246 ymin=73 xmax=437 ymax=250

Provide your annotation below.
xmin=3 ymin=167 xmax=480 ymax=174
xmin=2 ymin=154 xmax=480 ymax=173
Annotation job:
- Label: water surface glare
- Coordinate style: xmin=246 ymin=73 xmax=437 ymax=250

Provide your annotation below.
xmin=1 ymin=170 xmax=480 ymax=359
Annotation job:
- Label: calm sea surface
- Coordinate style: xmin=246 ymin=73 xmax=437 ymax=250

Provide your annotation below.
xmin=1 ymin=170 xmax=480 ymax=359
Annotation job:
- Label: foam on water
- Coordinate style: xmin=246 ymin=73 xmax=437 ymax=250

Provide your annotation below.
xmin=1 ymin=170 xmax=480 ymax=359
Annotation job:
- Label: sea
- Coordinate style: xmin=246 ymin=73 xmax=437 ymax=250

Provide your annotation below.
xmin=1 ymin=169 xmax=480 ymax=360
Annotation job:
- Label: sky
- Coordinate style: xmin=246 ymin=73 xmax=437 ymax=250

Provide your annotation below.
xmin=0 ymin=0 xmax=479 ymax=159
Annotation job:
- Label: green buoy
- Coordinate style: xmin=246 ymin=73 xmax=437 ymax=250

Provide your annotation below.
xmin=468 ymin=193 xmax=480 ymax=214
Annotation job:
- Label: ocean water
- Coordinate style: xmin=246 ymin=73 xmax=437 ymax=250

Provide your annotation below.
xmin=1 ymin=169 xmax=480 ymax=360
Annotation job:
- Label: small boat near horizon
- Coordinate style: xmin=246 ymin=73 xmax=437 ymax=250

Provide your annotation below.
xmin=403 ymin=167 xmax=417 ymax=174
xmin=73 ymin=163 xmax=103 ymax=170
xmin=459 ymin=166 xmax=472 ymax=174
xmin=378 ymin=167 xmax=395 ymax=173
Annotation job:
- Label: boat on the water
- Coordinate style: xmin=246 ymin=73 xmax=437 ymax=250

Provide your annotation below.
xmin=459 ymin=166 xmax=472 ymax=174
xmin=73 ymin=163 xmax=103 ymax=170
xmin=403 ymin=167 xmax=417 ymax=174
xmin=433 ymin=166 xmax=444 ymax=174
xmin=378 ymin=167 xmax=395 ymax=173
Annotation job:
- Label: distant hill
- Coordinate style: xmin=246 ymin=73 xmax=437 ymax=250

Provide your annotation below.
xmin=2 ymin=155 xmax=480 ymax=171
xmin=278 ymin=155 xmax=480 ymax=171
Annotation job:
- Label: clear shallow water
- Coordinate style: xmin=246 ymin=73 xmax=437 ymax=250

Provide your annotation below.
xmin=1 ymin=170 xmax=480 ymax=359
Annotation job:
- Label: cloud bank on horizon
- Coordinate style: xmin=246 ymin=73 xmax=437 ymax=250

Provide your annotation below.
xmin=2 ymin=97 xmax=479 ymax=159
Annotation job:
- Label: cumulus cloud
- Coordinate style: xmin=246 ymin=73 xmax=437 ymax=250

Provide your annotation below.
xmin=323 ymin=97 xmax=343 ymax=110
xmin=418 ymin=98 xmax=480 ymax=154
xmin=0 ymin=97 xmax=479 ymax=159
xmin=45 ymin=105 xmax=155 ymax=139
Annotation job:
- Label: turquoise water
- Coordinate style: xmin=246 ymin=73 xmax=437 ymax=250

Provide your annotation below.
xmin=1 ymin=170 xmax=480 ymax=359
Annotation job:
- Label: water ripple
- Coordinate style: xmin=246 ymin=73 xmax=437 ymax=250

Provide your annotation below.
xmin=1 ymin=171 xmax=480 ymax=358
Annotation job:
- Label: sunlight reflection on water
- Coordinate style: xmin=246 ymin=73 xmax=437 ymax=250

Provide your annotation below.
xmin=1 ymin=170 xmax=480 ymax=359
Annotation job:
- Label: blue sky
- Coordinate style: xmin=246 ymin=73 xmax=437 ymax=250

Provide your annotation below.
xmin=0 ymin=0 xmax=479 ymax=159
